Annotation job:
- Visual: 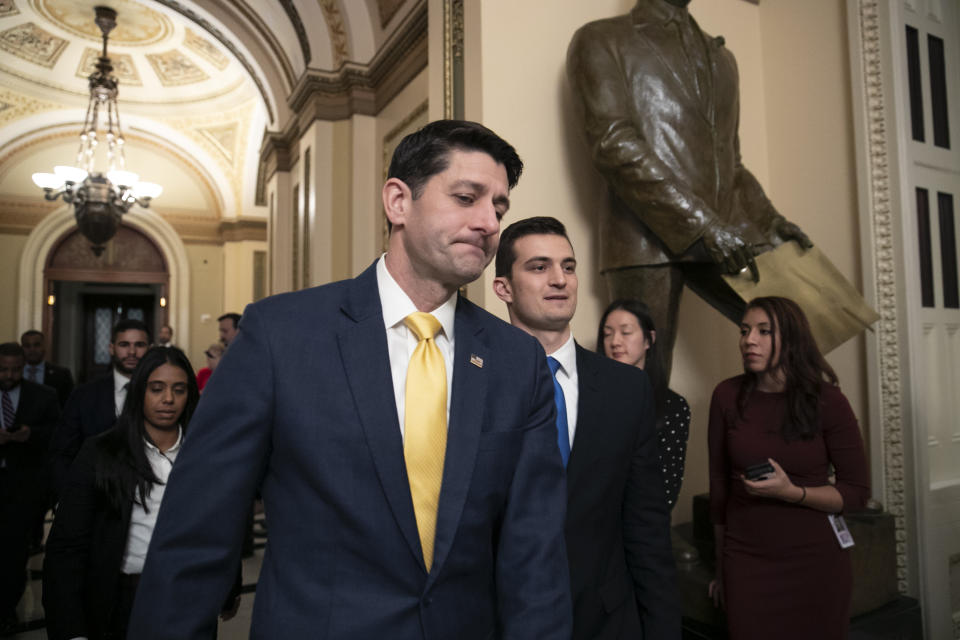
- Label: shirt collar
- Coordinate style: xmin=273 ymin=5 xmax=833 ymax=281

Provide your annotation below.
xmin=144 ymin=426 xmax=183 ymax=456
xmin=376 ymin=254 xmax=456 ymax=340
xmin=546 ymin=333 xmax=577 ymax=378
xmin=631 ymin=0 xmax=688 ymax=27
xmin=113 ymin=368 xmax=130 ymax=393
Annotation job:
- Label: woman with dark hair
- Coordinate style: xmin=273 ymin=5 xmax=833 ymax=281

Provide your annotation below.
xmin=598 ymin=299 xmax=690 ymax=508
xmin=707 ymin=296 xmax=870 ymax=640
xmin=43 ymin=347 xmax=238 ymax=639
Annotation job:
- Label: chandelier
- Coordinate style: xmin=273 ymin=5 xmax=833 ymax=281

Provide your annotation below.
xmin=32 ymin=6 xmax=162 ymax=256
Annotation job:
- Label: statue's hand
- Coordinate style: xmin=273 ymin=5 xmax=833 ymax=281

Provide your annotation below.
xmin=701 ymin=225 xmax=759 ymax=282
xmin=775 ymin=219 xmax=813 ymax=250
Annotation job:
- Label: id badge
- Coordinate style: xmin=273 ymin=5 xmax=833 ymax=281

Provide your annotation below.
xmin=828 ymin=514 xmax=855 ymax=549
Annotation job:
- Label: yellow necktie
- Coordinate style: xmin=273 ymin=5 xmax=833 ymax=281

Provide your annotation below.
xmin=403 ymin=312 xmax=447 ymax=571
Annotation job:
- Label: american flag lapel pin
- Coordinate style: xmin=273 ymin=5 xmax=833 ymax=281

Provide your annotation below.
xmin=470 ymin=354 xmax=484 ymax=368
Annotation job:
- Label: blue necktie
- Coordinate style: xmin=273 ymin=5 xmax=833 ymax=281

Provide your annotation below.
xmin=547 ymin=357 xmax=570 ymax=467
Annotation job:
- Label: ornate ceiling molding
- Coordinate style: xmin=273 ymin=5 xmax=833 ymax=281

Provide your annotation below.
xmin=0 ymin=22 xmax=68 ymax=68
xmin=278 ymin=0 xmax=310 ymax=66
xmin=153 ymin=0 xmax=276 ymax=123
xmin=318 ymin=0 xmax=349 ymax=69
xmin=255 ymin=0 xmax=427 ymax=206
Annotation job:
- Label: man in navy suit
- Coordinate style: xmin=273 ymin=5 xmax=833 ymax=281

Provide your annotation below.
xmin=129 ymin=120 xmax=572 ymax=639
xmin=20 ymin=330 xmax=73 ymax=408
xmin=493 ymin=217 xmax=679 ymax=639
xmin=0 ymin=342 xmax=60 ymax=634
xmin=49 ymin=319 xmax=150 ymax=493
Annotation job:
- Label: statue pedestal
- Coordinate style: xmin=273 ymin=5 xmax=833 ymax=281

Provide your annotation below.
xmin=675 ymin=494 xmax=922 ymax=639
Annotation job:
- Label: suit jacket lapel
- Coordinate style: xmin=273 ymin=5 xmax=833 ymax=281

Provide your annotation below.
xmin=566 ymin=345 xmax=603 ymax=499
xmin=337 ymin=264 xmax=424 ymax=568
xmin=428 ymin=297 xmax=487 ymax=584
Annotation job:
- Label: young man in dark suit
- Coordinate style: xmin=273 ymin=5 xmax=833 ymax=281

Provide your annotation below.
xmin=128 ymin=121 xmax=571 ymax=639
xmin=493 ymin=216 xmax=680 ymax=639
xmin=48 ymin=319 xmax=150 ymax=494
xmin=0 ymin=342 xmax=60 ymax=635
xmin=20 ymin=330 xmax=73 ymax=408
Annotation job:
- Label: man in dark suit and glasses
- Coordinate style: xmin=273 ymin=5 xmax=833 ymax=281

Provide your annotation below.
xmin=49 ymin=319 xmax=150 ymax=494
xmin=129 ymin=120 xmax=572 ymax=639
xmin=0 ymin=342 xmax=60 ymax=635
xmin=493 ymin=216 xmax=680 ymax=639
xmin=20 ymin=330 xmax=73 ymax=408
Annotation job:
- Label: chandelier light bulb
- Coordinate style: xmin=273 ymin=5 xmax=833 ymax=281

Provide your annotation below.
xmin=132 ymin=182 xmax=163 ymax=199
xmin=107 ymin=169 xmax=139 ymax=187
xmin=32 ymin=173 xmax=64 ymax=189
xmin=54 ymin=165 xmax=89 ymax=184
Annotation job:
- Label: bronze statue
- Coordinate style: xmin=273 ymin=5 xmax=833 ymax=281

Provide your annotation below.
xmin=567 ymin=0 xmax=812 ymax=380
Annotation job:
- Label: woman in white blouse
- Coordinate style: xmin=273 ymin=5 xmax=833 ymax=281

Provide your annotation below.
xmin=43 ymin=347 xmax=237 ymax=640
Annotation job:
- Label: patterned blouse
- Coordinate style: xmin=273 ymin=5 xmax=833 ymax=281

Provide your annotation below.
xmin=658 ymin=389 xmax=691 ymax=509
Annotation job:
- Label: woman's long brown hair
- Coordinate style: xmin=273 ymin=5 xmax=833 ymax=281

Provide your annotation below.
xmin=737 ymin=297 xmax=838 ymax=441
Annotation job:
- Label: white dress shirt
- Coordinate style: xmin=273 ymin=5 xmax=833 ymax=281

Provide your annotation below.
xmin=547 ymin=335 xmax=579 ymax=449
xmin=376 ymin=255 xmax=456 ymax=439
xmin=24 ymin=363 xmax=44 ymax=384
xmin=121 ymin=428 xmax=182 ymax=575
xmin=113 ymin=369 xmax=130 ymax=417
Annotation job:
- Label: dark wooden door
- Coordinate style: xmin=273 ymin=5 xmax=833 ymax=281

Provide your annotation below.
xmin=80 ymin=293 xmax=154 ymax=383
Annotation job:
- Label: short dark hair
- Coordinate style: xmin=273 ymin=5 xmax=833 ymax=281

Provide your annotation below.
xmin=218 ymin=313 xmax=241 ymax=329
xmin=0 ymin=342 xmax=25 ymax=359
xmin=20 ymin=329 xmax=43 ymax=342
xmin=495 ymin=216 xmax=569 ymax=278
xmin=388 ymin=120 xmax=523 ymax=199
xmin=112 ymin=318 xmax=151 ymax=343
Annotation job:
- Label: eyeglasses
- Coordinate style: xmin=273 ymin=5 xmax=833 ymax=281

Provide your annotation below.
xmin=205 ymin=351 xmax=214 ymax=358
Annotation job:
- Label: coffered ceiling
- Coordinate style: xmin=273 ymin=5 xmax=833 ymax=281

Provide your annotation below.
xmin=0 ymin=0 xmax=421 ymax=229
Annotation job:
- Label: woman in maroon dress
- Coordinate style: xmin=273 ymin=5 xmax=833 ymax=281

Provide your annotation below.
xmin=707 ymin=296 xmax=870 ymax=640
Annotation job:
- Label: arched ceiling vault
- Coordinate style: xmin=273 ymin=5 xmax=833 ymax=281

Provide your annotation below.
xmin=0 ymin=0 xmax=427 ymax=230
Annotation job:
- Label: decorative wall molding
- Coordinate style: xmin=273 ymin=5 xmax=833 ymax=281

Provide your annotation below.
xmin=256 ymin=0 xmax=427 ymax=205
xmin=852 ymin=0 xmax=909 ymax=592
xmin=286 ymin=0 xmax=426 ymax=117
xmin=442 ymin=0 xmax=463 ymax=119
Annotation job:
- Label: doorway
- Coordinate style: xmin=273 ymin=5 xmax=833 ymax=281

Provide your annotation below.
xmin=43 ymin=225 xmax=169 ymax=384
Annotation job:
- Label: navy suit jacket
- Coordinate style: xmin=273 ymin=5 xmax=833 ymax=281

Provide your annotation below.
xmin=128 ymin=262 xmax=572 ymax=639
xmin=49 ymin=373 xmax=115 ymax=494
xmin=1 ymin=380 xmax=60 ymax=496
xmin=565 ymin=346 xmax=680 ymax=639
xmin=40 ymin=362 xmax=74 ymax=408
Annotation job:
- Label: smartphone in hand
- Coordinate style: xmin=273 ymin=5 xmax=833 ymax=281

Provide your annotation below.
xmin=744 ymin=461 xmax=774 ymax=481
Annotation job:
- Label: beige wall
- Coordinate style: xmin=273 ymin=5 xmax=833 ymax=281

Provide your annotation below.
xmin=186 ymin=243 xmax=225 ymax=367
xmin=223 ymin=239 xmax=268 ymax=317
xmin=0 ymin=233 xmax=26 ymax=341
xmin=469 ymin=0 xmax=866 ymax=524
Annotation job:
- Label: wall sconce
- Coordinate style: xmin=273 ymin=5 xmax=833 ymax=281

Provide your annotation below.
xmin=159 ymin=296 xmax=167 ymax=308
xmin=47 ymin=294 xmax=56 ymax=306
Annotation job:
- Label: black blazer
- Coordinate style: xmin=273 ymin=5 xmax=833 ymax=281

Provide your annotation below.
xmin=43 ymin=437 xmax=132 ymax=640
xmin=49 ymin=374 xmax=116 ymax=493
xmin=43 ymin=435 xmax=241 ymax=640
xmin=565 ymin=345 xmax=680 ymax=639
xmin=41 ymin=362 xmax=75 ymax=408
xmin=1 ymin=380 xmax=60 ymax=498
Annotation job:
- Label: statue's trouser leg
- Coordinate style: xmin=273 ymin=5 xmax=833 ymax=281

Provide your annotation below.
xmin=604 ymin=262 xmax=747 ymax=384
